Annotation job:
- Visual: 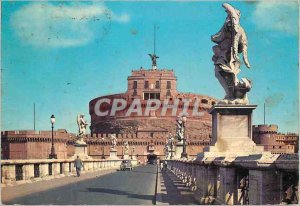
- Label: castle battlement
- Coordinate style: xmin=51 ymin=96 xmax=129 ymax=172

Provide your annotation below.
xmin=131 ymin=68 xmax=175 ymax=77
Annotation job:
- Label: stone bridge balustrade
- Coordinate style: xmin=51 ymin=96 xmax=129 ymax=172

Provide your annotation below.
xmin=180 ymin=162 xmax=188 ymax=183
xmin=1 ymin=159 xmax=137 ymax=186
xmin=165 ymin=153 xmax=298 ymax=205
xmin=184 ymin=161 xmax=193 ymax=188
xmin=190 ymin=163 xmax=197 ymax=191
xmin=184 ymin=162 xmax=190 ymax=186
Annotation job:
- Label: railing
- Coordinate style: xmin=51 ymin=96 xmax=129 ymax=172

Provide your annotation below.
xmin=1 ymin=159 xmax=137 ymax=186
xmin=164 ymin=153 xmax=299 ymax=205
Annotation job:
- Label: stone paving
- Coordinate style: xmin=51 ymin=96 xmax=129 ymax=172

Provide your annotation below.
xmin=1 ymin=168 xmax=117 ymax=203
xmin=2 ymin=164 xmax=198 ymax=205
xmin=2 ymin=165 xmax=157 ymax=205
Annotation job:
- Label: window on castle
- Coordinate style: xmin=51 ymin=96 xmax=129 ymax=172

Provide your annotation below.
xmin=144 ymin=81 xmax=149 ymax=89
xmin=155 ymin=81 xmax=160 ymax=89
xmin=133 ymin=81 xmax=137 ymax=89
xmin=144 ymin=92 xmax=160 ymax=100
xmin=167 ymin=81 xmax=171 ymax=89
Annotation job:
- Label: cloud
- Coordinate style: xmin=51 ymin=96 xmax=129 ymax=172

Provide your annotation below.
xmin=10 ymin=2 xmax=130 ymax=48
xmin=252 ymin=1 xmax=298 ymax=35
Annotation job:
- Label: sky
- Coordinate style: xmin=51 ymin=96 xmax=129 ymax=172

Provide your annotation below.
xmin=1 ymin=1 xmax=299 ymax=134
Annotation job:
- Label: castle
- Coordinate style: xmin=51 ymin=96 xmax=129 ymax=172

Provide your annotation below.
xmin=1 ymin=64 xmax=298 ymax=163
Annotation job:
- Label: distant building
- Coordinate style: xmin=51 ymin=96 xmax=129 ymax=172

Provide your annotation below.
xmin=1 ymin=130 xmax=73 ymax=159
xmin=253 ymin=125 xmax=299 ymax=154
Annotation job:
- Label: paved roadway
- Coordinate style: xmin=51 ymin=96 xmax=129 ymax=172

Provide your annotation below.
xmin=3 ymin=165 xmax=158 ymax=205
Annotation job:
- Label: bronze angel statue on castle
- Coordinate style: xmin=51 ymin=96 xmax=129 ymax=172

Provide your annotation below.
xmin=212 ymin=3 xmax=252 ymax=104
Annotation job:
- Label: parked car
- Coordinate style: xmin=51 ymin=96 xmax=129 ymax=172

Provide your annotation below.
xmin=120 ymin=160 xmax=133 ymax=171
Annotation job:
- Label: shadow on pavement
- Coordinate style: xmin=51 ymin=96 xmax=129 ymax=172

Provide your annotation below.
xmin=86 ymin=187 xmax=155 ymax=204
xmin=159 ymin=170 xmax=197 ymax=205
xmin=129 ymin=170 xmax=157 ymax=174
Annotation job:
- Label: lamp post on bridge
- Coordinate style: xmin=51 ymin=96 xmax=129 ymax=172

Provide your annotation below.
xmin=49 ymin=114 xmax=57 ymax=159
xmin=181 ymin=115 xmax=188 ymax=158
xmin=169 ymin=134 xmax=174 ymax=160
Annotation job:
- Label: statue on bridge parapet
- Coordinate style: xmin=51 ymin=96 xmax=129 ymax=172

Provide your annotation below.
xmin=164 ymin=140 xmax=169 ymax=159
xmin=76 ymin=114 xmax=89 ymax=144
xmin=212 ymin=3 xmax=252 ymax=105
xmin=72 ymin=114 xmax=92 ymax=160
xmin=176 ymin=116 xmax=185 ymax=143
xmin=165 ymin=133 xmax=175 ymax=159
xmin=110 ymin=134 xmax=117 ymax=150
xmin=124 ymin=141 xmax=129 ymax=155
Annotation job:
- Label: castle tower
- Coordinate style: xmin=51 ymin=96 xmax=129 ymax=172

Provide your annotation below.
xmin=127 ymin=68 xmax=177 ymax=101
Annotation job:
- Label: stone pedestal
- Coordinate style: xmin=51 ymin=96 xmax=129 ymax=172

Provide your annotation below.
xmin=71 ymin=143 xmax=92 ymax=160
xmin=201 ymin=105 xmax=264 ymax=157
xmin=174 ymin=141 xmax=184 ymax=159
xmin=123 ymin=154 xmax=130 ymax=159
xmin=108 ymin=149 xmax=119 ymax=160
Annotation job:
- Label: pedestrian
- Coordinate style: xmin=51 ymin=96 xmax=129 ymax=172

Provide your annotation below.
xmin=164 ymin=161 xmax=167 ymax=170
xmin=160 ymin=161 xmax=164 ymax=170
xmin=74 ymin=156 xmax=83 ymax=177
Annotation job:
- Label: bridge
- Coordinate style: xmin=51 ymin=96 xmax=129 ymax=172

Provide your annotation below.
xmin=1 ymin=154 xmax=298 ymax=205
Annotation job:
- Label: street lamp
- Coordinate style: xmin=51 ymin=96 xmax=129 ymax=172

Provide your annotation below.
xmin=101 ymin=137 xmax=105 ymax=159
xmin=170 ymin=135 xmax=174 ymax=160
xmin=181 ymin=115 xmax=188 ymax=158
xmin=49 ymin=114 xmax=57 ymax=159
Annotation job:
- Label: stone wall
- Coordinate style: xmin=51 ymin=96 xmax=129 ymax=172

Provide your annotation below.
xmin=2 ymin=130 xmax=210 ymax=163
